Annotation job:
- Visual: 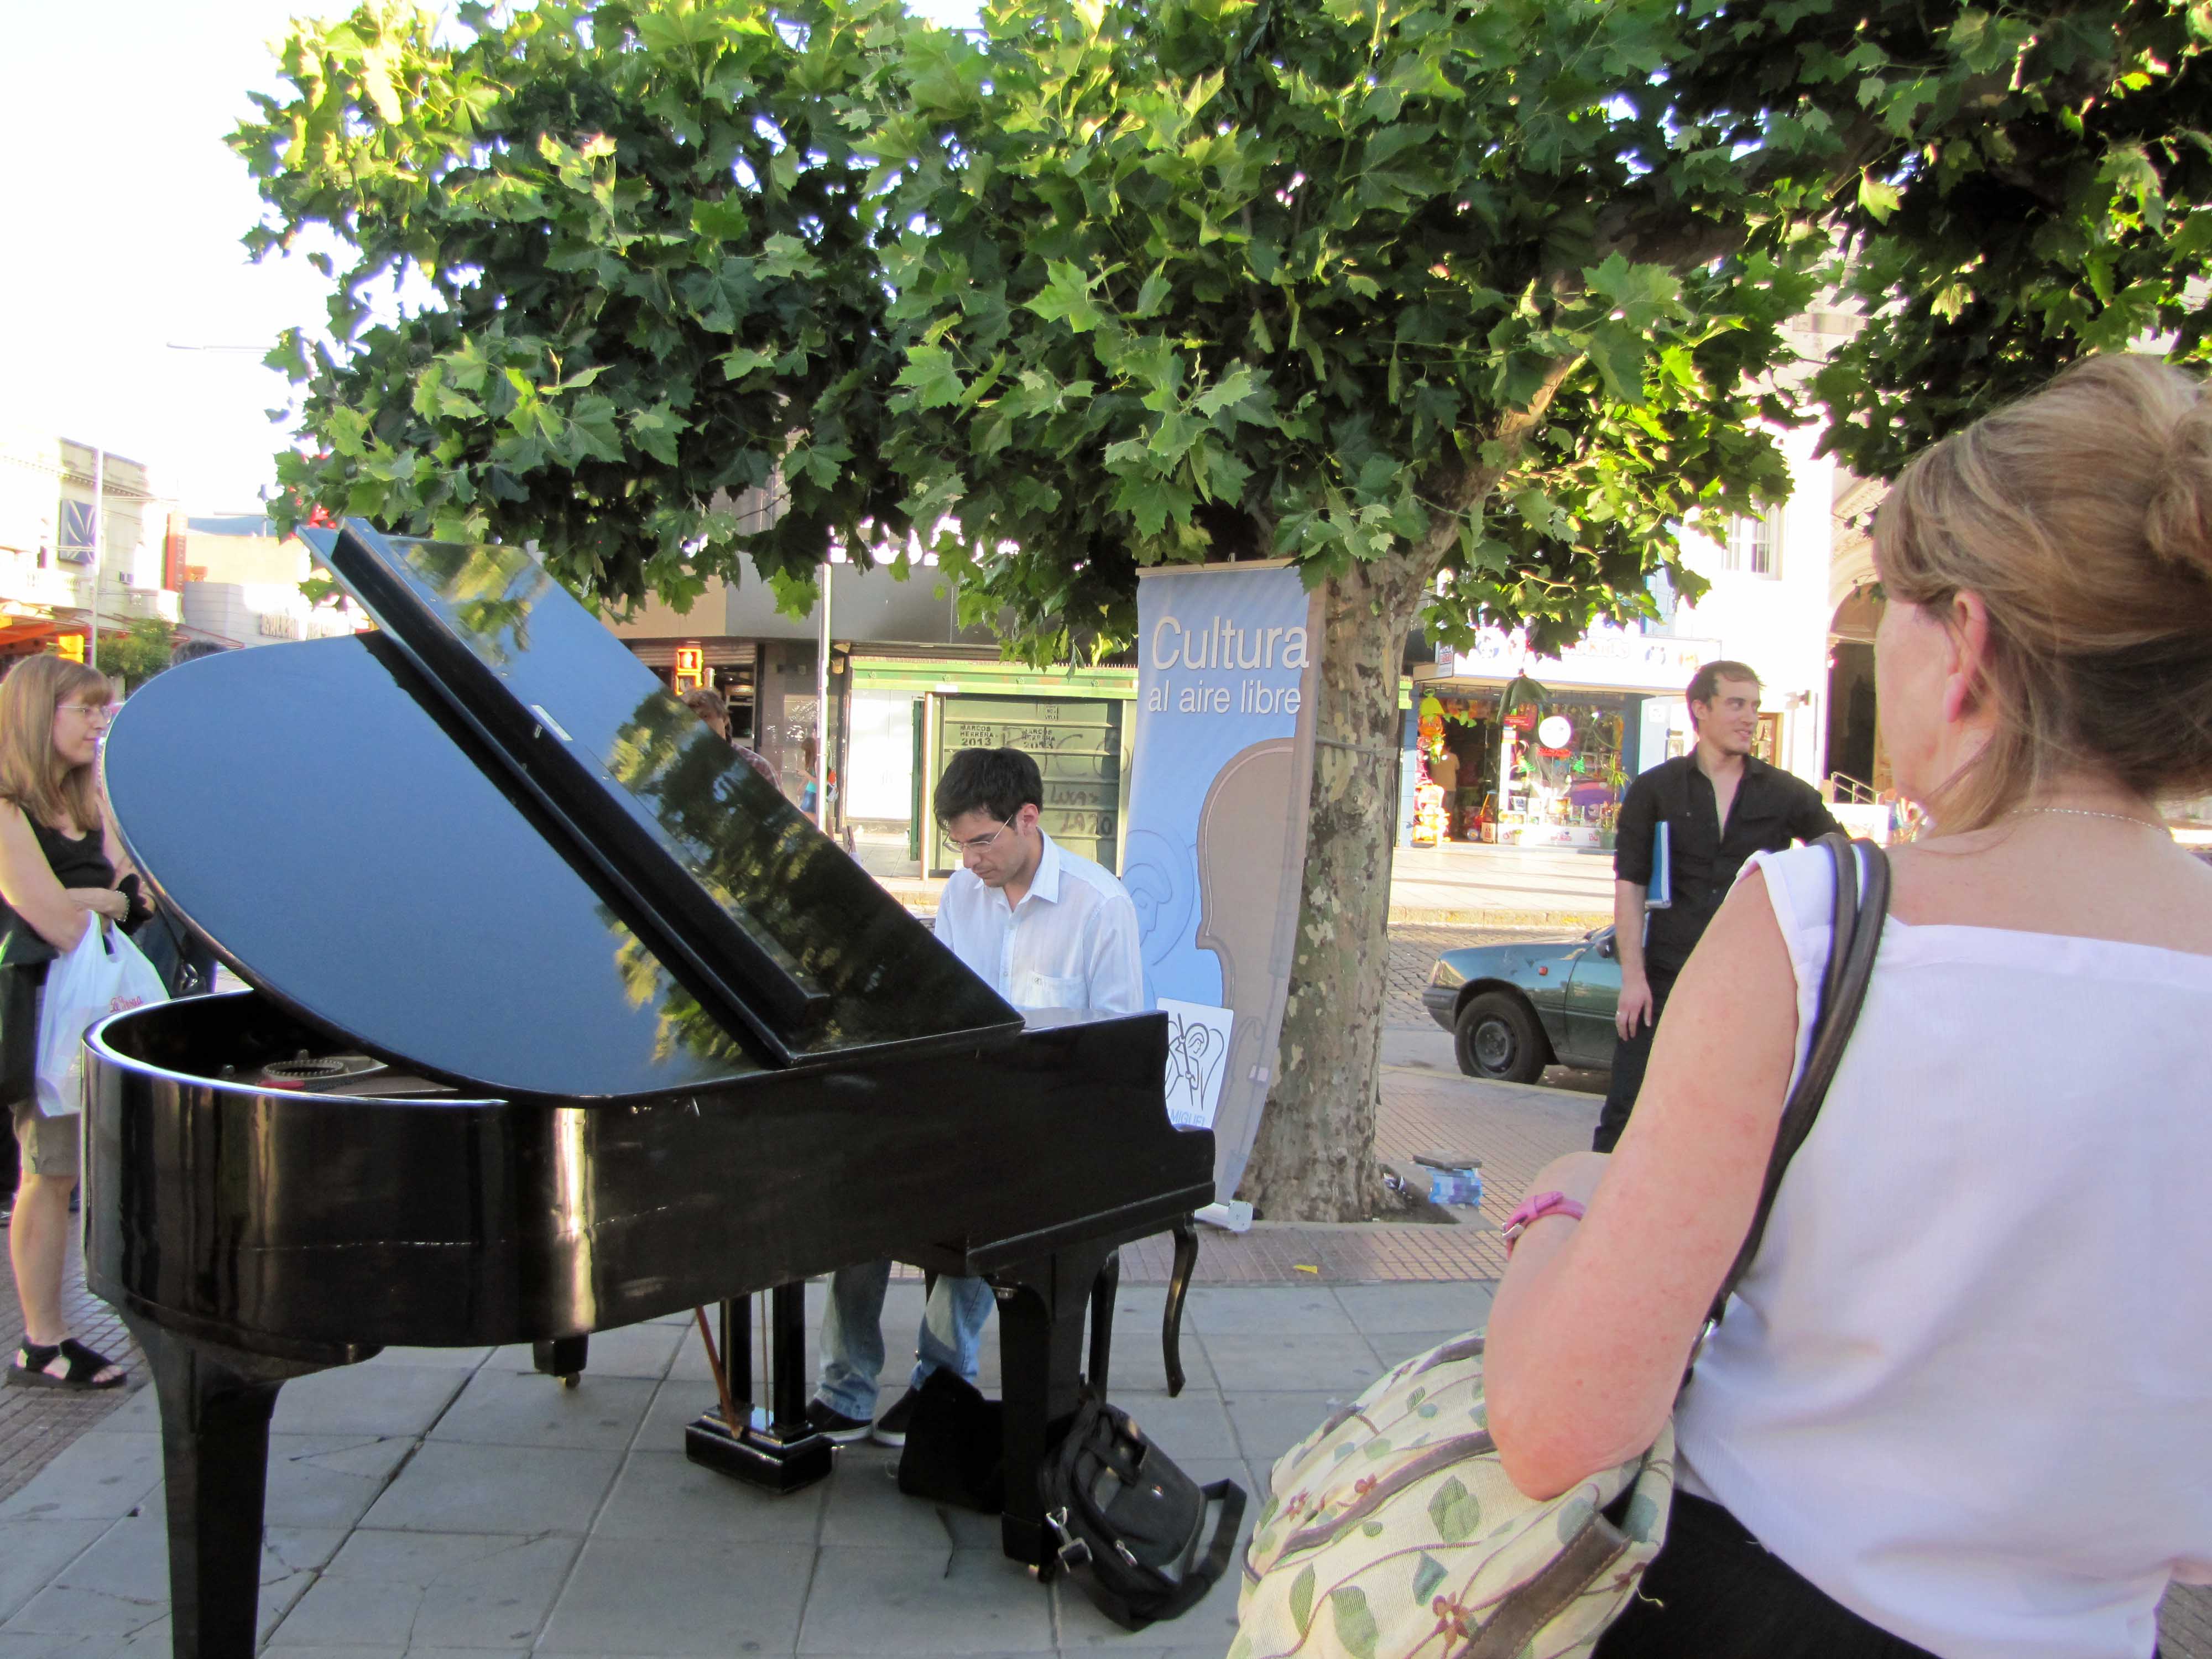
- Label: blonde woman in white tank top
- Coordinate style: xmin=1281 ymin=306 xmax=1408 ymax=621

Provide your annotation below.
xmin=1484 ymin=356 xmax=2212 ymax=1659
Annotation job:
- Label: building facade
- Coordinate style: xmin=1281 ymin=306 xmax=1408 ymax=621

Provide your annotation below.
xmin=175 ymin=515 xmax=363 ymax=649
xmin=0 ymin=431 xmax=180 ymax=661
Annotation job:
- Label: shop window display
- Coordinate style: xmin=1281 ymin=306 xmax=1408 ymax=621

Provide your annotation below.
xmin=1495 ymin=693 xmax=1630 ymax=848
xmin=1412 ymin=692 xmax=1501 ymax=843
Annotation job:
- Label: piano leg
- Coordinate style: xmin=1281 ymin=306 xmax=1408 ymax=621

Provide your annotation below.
xmin=1086 ymin=1249 xmax=1120 ymax=1397
xmin=122 ymin=1313 xmax=340 ymax=1659
xmin=531 ymin=1334 xmax=588 ymax=1386
xmin=1164 ymin=1215 xmax=1200 ymax=1398
xmin=993 ymin=1241 xmax=1113 ymax=1568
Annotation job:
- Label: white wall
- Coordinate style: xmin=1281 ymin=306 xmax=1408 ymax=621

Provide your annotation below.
xmin=1665 ymin=423 xmax=1839 ymax=786
xmin=180 ymin=582 xmax=355 ymax=648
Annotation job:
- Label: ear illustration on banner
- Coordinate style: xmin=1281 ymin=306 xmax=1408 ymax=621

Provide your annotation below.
xmin=1121 ymin=827 xmax=1197 ymax=970
xmin=1158 ymin=999 xmax=1233 ymax=1129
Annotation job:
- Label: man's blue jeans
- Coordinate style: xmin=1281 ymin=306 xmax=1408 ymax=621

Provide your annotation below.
xmin=815 ymin=1261 xmax=996 ymax=1421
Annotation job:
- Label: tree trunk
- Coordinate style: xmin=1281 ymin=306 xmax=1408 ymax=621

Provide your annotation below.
xmin=1237 ymin=550 xmax=1434 ymax=1222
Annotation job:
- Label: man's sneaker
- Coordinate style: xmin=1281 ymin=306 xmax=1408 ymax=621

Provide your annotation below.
xmin=804 ymin=1398 xmax=873 ymax=1444
xmin=871 ymin=1387 xmax=924 ymax=1448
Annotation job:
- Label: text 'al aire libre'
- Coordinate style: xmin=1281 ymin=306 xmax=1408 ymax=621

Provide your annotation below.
xmin=1146 ymin=614 xmax=1310 ymax=715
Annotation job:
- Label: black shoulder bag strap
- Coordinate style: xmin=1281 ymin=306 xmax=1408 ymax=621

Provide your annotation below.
xmin=1705 ymin=830 xmax=1891 ymax=1329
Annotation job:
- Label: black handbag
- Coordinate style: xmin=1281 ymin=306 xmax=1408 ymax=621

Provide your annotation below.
xmin=894 ymin=1367 xmax=1008 ymax=1514
xmin=1039 ymin=1391 xmax=1246 ymax=1630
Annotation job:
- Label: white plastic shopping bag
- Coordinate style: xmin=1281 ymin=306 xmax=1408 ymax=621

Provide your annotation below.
xmin=35 ymin=918 xmax=168 ymax=1118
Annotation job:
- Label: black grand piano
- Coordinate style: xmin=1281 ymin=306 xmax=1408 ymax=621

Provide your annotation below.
xmin=82 ymin=522 xmax=1214 ymax=1659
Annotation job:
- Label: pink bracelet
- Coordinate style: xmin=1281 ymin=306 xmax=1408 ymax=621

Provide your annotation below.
xmin=1502 ymin=1191 xmax=1585 ymax=1255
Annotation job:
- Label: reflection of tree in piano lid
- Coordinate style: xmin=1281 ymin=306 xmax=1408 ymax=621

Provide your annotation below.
xmin=397 ymin=538 xmax=555 ymax=664
xmin=598 ymin=692 xmax=935 ymax=1041
xmin=607 ymin=925 xmax=755 ymax=1069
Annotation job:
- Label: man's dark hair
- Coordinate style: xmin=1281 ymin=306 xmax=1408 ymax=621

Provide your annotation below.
xmin=934 ymin=747 xmax=1044 ymax=825
xmin=170 ymin=639 xmax=229 ymax=669
xmin=1686 ymin=659 xmax=1762 ymax=709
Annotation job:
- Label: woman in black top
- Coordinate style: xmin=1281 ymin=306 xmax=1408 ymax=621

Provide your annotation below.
xmin=0 ymin=655 xmax=143 ymax=1389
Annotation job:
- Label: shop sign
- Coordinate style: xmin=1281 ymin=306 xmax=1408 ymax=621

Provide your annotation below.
xmin=258 ymin=612 xmax=304 ymax=639
xmin=1434 ymin=623 xmax=1716 ymax=693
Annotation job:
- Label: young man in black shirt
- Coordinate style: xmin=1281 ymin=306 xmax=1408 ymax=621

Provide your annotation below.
xmin=1597 ymin=661 xmax=1841 ymax=1152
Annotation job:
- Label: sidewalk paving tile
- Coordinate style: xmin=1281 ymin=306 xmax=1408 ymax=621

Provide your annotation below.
xmin=263 ymin=1434 xmax=418 ymax=1531
xmin=361 ymin=1346 xmax=495 ymax=1372
xmin=1220 ymin=1393 xmax=1344 ymax=1469
xmin=269 ymin=1367 xmax=467 ymax=1440
xmin=538 ymin=1536 xmax=813 ymax=1655
xmin=271 ymin=1528 xmax=580 ymax=1651
xmin=637 ymin=1380 xmax=738 ymax=1448
xmin=796 ymin=1547 xmax=1051 ymax=1655
xmin=2 ymin=1517 xmax=337 ymax=1645
xmin=596 ymin=1447 xmax=829 ymax=1545
xmin=426 ymin=1369 xmax=655 ymax=1452
xmin=359 ymin=1443 xmax=620 ymax=1537
xmin=0 ymin=1434 xmax=160 ymax=1525
xmin=1329 ymin=1282 xmax=1493 ymax=1335
xmin=818 ymin=1446 xmax=998 ymax=1551
xmin=1178 ymin=1288 xmax=1351 ymax=1337
xmin=1109 ymin=1392 xmax=1239 ymax=1464
xmin=1194 ymin=1334 xmax=1382 ymax=1394
xmin=0 ymin=1524 xmax=111 ymax=1625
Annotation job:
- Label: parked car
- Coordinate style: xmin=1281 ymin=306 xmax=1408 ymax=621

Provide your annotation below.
xmin=1423 ymin=929 xmax=1621 ymax=1083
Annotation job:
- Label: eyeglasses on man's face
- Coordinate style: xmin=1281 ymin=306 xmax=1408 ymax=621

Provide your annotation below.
xmin=947 ymin=821 xmax=1013 ymax=855
xmin=55 ymin=703 xmax=113 ymax=723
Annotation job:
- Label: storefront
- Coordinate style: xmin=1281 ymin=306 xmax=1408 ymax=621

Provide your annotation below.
xmin=1409 ymin=625 xmax=1718 ymax=849
xmin=842 ymin=656 xmax=1135 ymax=877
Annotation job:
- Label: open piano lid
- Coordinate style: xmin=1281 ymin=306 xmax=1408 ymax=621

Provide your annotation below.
xmin=100 ymin=521 xmax=1021 ymax=1101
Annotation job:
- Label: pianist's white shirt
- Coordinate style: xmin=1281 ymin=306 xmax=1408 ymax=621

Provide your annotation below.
xmin=934 ymin=830 xmax=1145 ymax=1018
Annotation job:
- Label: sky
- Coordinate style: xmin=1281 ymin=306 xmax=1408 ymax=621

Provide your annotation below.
xmin=1 ymin=0 xmax=979 ymax=517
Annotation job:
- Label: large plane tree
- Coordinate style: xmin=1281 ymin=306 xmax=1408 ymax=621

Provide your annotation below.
xmin=242 ymin=0 xmax=2210 ymax=1219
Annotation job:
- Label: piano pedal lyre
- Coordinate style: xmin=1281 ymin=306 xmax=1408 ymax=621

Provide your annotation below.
xmin=683 ymin=1285 xmax=834 ymax=1495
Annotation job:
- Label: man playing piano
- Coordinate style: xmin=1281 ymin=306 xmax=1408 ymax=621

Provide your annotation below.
xmin=808 ymin=746 xmax=1146 ymax=1446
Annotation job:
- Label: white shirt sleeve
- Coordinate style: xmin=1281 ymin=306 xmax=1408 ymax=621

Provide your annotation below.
xmin=1082 ymin=889 xmax=1147 ymax=1017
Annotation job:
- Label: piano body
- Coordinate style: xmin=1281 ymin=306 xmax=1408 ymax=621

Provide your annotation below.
xmin=82 ymin=524 xmax=1215 ymax=1659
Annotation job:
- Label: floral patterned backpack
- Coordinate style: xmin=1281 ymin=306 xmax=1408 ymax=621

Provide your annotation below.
xmin=1235 ymin=834 xmax=1887 ymax=1659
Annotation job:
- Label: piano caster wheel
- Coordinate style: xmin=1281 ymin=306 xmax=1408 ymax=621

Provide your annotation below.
xmin=533 ymin=1336 xmax=588 ymax=1386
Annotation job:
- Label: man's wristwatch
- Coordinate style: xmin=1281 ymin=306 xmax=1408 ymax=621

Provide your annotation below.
xmin=1502 ymin=1191 xmax=1586 ymax=1255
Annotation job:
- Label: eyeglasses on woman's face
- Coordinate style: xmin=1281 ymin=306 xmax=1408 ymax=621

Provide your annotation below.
xmin=55 ymin=703 xmax=113 ymax=724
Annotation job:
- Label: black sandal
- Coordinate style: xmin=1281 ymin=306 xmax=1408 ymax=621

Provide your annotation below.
xmin=8 ymin=1339 xmax=126 ymax=1390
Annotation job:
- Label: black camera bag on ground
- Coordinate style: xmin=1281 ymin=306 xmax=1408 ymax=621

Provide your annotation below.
xmin=1040 ymin=1391 xmax=1246 ymax=1630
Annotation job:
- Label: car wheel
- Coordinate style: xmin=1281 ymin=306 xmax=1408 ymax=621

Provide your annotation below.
xmin=1454 ymin=991 xmax=1549 ymax=1084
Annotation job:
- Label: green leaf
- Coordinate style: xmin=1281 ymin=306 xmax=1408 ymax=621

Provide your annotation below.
xmin=1024 ymin=260 xmax=1106 ymax=333
xmin=1288 ymin=1564 xmax=1317 ymax=1637
xmin=1857 ymin=171 xmax=1902 ymax=222
xmin=1584 ymin=323 xmax=1650 ymax=404
xmin=691 ymin=195 xmax=751 ymax=242
xmin=1194 ymin=365 xmax=1259 ymax=420
xmin=1428 ymin=1476 xmax=1480 ymax=1543
xmin=1329 ymin=1587 xmax=1379 ymax=1659
xmin=719 ymin=347 xmax=775 ymax=382
xmin=1411 ymin=1552 xmax=1448 ymax=1605
xmin=894 ymin=344 xmax=966 ymax=410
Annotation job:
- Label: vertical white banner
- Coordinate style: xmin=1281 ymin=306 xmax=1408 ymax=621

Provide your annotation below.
xmin=1124 ymin=562 xmax=1322 ymax=1201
